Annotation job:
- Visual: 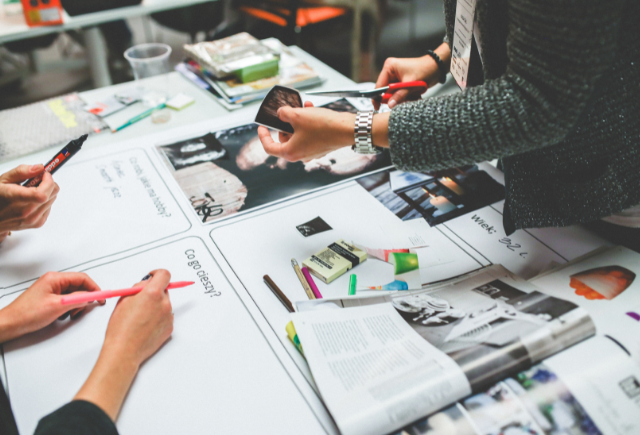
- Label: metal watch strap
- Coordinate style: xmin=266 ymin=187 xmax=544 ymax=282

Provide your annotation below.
xmin=352 ymin=111 xmax=380 ymax=154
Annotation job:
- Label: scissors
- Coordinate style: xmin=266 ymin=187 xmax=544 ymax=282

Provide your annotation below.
xmin=306 ymin=81 xmax=428 ymax=104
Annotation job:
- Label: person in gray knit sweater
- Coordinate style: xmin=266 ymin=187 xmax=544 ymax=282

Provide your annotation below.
xmin=258 ymin=0 xmax=639 ymax=243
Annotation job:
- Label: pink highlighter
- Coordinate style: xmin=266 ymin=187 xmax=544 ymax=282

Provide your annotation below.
xmin=60 ymin=281 xmax=195 ymax=305
xmin=301 ymin=267 xmax=323 ymax=299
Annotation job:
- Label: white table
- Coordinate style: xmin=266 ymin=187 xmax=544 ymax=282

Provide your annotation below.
xmin=79 ymin=45 xmax=357 ymax=149
xmin=0 ymin=43 xmax=355 ymax=393
xmin=0 ymin=0 xmax=220 ymax=88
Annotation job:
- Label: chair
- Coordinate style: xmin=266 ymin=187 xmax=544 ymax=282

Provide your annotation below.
xmin=151 ymin=2 xmax=226 ymax=42
xmin=238 ymin=0 xmax=378 ymax=80
xmin=238 ymin=0 xmax=347 ymax=47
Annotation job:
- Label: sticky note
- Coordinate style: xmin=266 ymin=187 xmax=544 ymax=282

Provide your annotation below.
xmin=166 ymin=93 xmax=195 ymax=111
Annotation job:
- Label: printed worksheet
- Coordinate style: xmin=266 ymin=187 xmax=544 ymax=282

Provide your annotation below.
xmin=0 ymin=148 xmax=191 ymax=293
xmin=3 ymin=238 xmax=330 ymax=435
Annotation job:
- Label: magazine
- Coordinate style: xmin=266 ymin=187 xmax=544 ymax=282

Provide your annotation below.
xmin=212 ymin=38 xmax=323 ymax=99
xmin=293 ymin=265 xmax=595 ymax=435
xmin=530 ymin=246 xmax=640 ymax=365
xmin=397 ymin=335 xmax=640 ymax=435
xmin=183 ymin=32 xmax=279 ymax=79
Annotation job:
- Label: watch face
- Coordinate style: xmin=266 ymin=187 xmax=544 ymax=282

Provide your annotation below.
xmin=254 ymin=85 xmax=303 ymax=134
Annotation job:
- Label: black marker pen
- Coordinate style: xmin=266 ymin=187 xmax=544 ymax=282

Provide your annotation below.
xmin=22 ymin=134 xmax=87 ymax=188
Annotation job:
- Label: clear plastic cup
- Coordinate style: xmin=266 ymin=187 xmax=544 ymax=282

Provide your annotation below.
xmin=124 ymin=43 xmax=172 ymax=80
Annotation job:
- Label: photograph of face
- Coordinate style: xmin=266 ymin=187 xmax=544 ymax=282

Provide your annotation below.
xmin=254 ymin=85 xmax=302 ymax=134
xmin=356 ymin=166 xmax=505 ymax=226
xmin=157 ymin=99 xmax=392 ymax=224
xmin=569 ymin=266 xmax=636 ymax=300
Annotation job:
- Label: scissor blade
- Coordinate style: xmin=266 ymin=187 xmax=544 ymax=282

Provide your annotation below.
xmin=305 ymin=91 xmax=368 ymax=97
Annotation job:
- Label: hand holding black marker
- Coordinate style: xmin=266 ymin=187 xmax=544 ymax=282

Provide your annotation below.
xmin=22 ymin=134 xmax=87 ymax=188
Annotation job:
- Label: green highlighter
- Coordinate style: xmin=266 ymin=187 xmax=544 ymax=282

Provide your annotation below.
xmin=348 ymin=274 xmax=357 ymax=295
xmin=111 ymin=102 xmax=165 ymax=133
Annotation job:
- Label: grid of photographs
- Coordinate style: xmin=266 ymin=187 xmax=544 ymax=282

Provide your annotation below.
xmin=157 ymin=99 xmax=392 ymax=224
xmin=356 ymin=165 xmax=505 ymax=226
xmin=399 ymin=364 xmax=602 ymax=435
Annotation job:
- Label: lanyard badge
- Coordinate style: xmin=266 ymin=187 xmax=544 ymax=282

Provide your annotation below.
xmin=450 ymin=0 xmax=477 ymax=90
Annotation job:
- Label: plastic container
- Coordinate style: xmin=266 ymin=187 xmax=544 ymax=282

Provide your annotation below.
xmin=124 ymin=43 xmax=172 ymax=80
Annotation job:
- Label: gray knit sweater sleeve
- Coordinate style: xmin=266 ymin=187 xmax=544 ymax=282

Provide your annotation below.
xmin=389 ymin=0 xmax=625 ymax=172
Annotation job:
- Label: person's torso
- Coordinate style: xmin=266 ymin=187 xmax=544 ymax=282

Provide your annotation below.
xmin=443 ymin=0 xmax=640 ymax=228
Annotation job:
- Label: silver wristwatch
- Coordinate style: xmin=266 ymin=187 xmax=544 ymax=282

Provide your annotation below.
xmin=353 ymin=111 xmax=381 ymax=155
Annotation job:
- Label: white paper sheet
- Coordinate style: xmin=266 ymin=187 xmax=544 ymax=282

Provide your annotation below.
xmin=209 ymin=183 xmax=486 ymax=383
xmin=0 ymin=148 xmax=191 ymax=292
xmin=442 ymin=205 xmax=570 ymax=279
xmin=531 ymin=246 xmax=640 ymax=364
xmin=292 ymin=303 xmax=471 ymax=435
xmin=4 ymin=237 xmax=327 ymax=435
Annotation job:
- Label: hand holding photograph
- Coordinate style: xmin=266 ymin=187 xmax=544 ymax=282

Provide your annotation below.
xmin=254 ymin=85 xmax=303 ymax=134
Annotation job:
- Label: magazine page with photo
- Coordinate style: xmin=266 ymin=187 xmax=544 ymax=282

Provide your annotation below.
xmin=530 ymin=246 xmax=640 ymax=364
xmin=396 ymin=336 xmax=640 ymax=435
xmin=355 ymin=166 xmax=505 ymax=226
xmin=156 ymin=99 xmax=392 ymax=224
xmin=292 ymin=265 xmax=595 ymax=435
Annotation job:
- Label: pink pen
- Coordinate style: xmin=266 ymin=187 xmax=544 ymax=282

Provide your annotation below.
xmin=301 ymin=267 xmax=322 ymax=299
xmin=60 ymin=281 xmax=195 ymax=305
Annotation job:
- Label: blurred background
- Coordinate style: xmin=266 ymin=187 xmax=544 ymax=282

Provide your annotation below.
xmin=0 ymin=0 xmax=446 ymax=111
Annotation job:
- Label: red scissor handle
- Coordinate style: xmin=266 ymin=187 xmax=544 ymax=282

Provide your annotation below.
xmin=380 ymin=81 xmax=428 ymax=104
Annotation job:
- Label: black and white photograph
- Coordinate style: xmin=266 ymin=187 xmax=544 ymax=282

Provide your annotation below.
xmin=158 ymin=132 xmax=228 ymax=171
xmin=389 ymin=279 xmax=591 ymax=391
xmin=296 ymin=216 xmax=333 ymax=237
xmin=356 ymin=165 xmax=505 ymax=226
xmin=157 ymin=100 xmax=392 ymax=224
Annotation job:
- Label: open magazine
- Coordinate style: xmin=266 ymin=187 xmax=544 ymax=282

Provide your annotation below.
xmin=396 ymin=335 xmax=640 ymax=435
xmin=292 ymin=265 xmax=596 ymax=435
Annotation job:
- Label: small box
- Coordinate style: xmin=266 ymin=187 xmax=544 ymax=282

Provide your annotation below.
xmin=303 ymin=239 xmax=367 ymax=284
xmin=234 ymin=58 xmax=279 ymax=83
xmin=21 ymin=0 xmax=64 ymax=27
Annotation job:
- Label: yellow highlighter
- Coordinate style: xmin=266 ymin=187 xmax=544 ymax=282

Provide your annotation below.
xmin=286 ymin=321 xmax=304 ymax=356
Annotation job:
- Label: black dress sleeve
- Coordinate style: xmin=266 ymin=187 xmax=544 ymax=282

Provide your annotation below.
xmin=34 ymin=400 xmax=118 ymax=435
xmin=1 ymin=384 xmax=19 ymax=435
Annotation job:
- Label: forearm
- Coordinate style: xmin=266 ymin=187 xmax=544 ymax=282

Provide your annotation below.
xmin=430 ymin=43 xmax=451 ymax=87
xmin=331 ymin=111 xmax=390 ymax=149
xmin=0 ymin=305 xmax=28 ymax=343
xmin=388 ymin=0 xmax=624 ymax=172
xmin=74 ymin=347 xmax=139 ymax=421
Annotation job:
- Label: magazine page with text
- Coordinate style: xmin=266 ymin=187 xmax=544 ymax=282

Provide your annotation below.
xmin=292 ymin=265 xmax=595 ymax=435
